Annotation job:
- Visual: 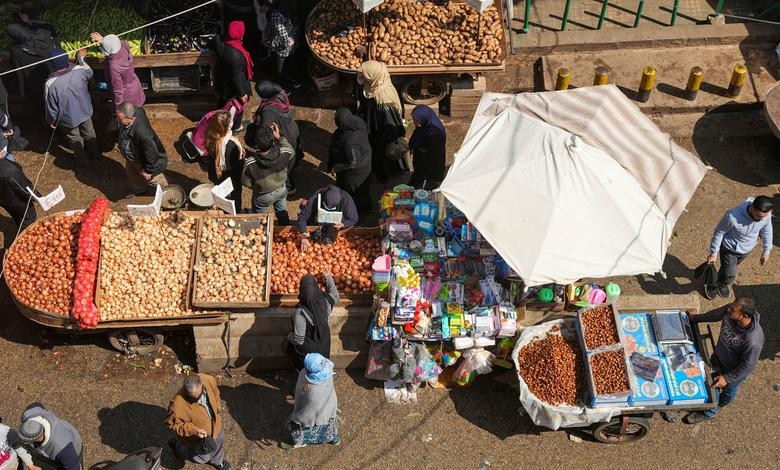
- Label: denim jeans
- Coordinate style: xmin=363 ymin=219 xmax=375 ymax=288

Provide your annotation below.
xmin=703 ymin=375 xmax=745 ymax=417
xmin=251 ymin=184 xmax=289 ymax=225
xmin=3 ymin=152 xmax=14 ymax=162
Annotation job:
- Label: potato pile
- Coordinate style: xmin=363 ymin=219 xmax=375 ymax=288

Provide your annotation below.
xmin=581 ymin=305 xmax=620 ymax=350
xmin=5 ymin=214 xmax=81 ymax=315
xmin=518 ymin=327 xmax=585 ymax=406
xmin=307 ymin=0 xmax=504 ymax=70
xmin=99 ymin=212 xmax=196 ymax=320
xmin=194 ymin=217 xmax=269 ymax=305
xmin=589 ymin=349 xmax=631 ymax=395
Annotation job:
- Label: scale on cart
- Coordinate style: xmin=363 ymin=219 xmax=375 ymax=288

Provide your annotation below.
xmin=653 ymin=310 xmax=693 ymax=345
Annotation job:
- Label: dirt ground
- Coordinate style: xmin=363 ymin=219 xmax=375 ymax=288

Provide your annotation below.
xmin=1 ymin=55 xmax=779 ymax=469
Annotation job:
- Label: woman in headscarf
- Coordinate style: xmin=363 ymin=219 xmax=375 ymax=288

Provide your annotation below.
xmin=355 ymin=60 xmax=406 ymax=184
xmin=247 ymin=80 xmax=301 ymax=195
xmin=213 ymin=20 xmax=254 ymax=131
xmin=202 ymin=110 xmax=246 ymax=211
xmin=328 ymin=108 xmax=372 ymax=212
xmin=408 ymin=105 xmax=446 ymax=189
xmin=281 ymin=353 xmax=340 ymax=449
xmin=269 ymin=0 xmax=302 ymax=90
xmin=288 ymin=274 xmax=338 ymax=371
xmin=90 ymin=32 xmax=145 ymax=109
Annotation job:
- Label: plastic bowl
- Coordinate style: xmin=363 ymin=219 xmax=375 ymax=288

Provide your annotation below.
xmin=189 ymin=183 xmax=215 ymax=208
xmin=161 ymin=185 xmax=186 ymax=209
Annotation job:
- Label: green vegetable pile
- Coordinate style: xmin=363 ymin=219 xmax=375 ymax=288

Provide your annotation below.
xmin=43 ymin=0 xmax=145 ymax=56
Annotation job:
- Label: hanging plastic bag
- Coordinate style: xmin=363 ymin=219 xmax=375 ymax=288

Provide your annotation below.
xmin=413 ymin=344 xmax=442 ymax=383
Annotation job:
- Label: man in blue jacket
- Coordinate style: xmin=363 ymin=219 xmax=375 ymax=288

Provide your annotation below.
xmin=684 ymin=297 xmax=764 ymax=424
xmin=17 ymin=403 xmax=82 ymax=470
xmin=704 ymin=196 xmax=773 ymax=299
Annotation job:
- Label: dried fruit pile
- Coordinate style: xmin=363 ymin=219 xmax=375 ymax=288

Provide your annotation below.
xmin=589 ymin=349 xmax=630 ymax=395
xmin=307 ymin=0 xmax=503 ymax=70
xmin=518 ymin=329 xmax=585 ymax=406
xmin=581 ymin=305 xmax=620 ymax=350
xmin=194 ymin=217 xmax=269 ymax=304
xmin=99 ymin=212 xmax=196 ymax=320
xmin=5 ymin=214 xmax=81 ymax=315
xmin=271 ymin=232 xmax=381 ymax=294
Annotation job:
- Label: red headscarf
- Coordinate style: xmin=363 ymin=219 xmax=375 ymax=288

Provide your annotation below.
xmin=225 ymin=21 xmax=254 ymax=80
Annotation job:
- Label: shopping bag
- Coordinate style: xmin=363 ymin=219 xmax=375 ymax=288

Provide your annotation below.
xmin=385 ymin=136 xmax=409 ymax=161
xmin=693 ymin=262 xmax=717 ymax=285
xmin=365 ymin=341 xmax=393 ymax=380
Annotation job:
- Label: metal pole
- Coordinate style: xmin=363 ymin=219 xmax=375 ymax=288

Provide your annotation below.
xmin=561 ymin=0 xmax=572 ymax=31
xmin=727 ymin=64 xmax=748 ymax=98
xmin=521 ymin=0 xmax=532 ymax=33
xmin=715 ymin=0 xmax=726 ymax=14
xmin=597 ymin=0 xmax=609 ymax=29
xmin=506 ymin=0 xmax=515 ymax=55
xmin=594 ymin=66 xmax=609 ymax=86
xmin=684 ymin=66 xmax=703 ymax=101
xmin=634 ymin=0 xmax=645 ymax=28
xmin=671 ymin=0 xmax=680 ymax=26
xmin=637 ymin=66 xmax=656 ymax=103
xmin=555 ymin=68 xmax=571 ymax=90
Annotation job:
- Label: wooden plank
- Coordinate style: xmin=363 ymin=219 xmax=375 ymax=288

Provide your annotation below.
xmin=85 ymin=51 xmax=216 ymax=70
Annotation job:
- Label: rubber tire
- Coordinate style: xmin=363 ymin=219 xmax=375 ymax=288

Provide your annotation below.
xmin=400 ymin=78 xmax=448 ymax=105
xmin=592 ymin=416 xmax=651 ymax=444
xmin=108 ymin=329 xmax=164 ymax=355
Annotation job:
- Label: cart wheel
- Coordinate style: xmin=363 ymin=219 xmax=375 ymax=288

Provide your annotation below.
xmin=592 ymin=416 xmax=651 ymax=444
xmin=401 ymin=78 xmax=448 ymax=105
xmin=108 ymin=329 xmax=164 ymax=355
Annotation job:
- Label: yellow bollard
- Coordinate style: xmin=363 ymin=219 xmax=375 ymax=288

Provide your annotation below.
xmin=684 ymin=66 xmax=704 ymax=101
xmin=555 ymin=68 xmax=571 ymax=90
xmin=727 ymin=64 xmax=747 ymax=98
xmin=637 ymin=66 xmax=656 ymax=103
xmin=593 ymin=66 xmax=610 ymax=86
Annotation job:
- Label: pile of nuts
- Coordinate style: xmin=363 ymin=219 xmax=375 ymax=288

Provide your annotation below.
xmin=194 ymin=217 xmax=268 ymax=304
xmin=99 ymin=212 xmax=196 ymax=320
xmin=581 ymin=305 xmax=620 ymax=350
xmin=589 ymin=349 xmax=630 ymax=395
xmin=518 ymin=329 xmax=585 ymax=406
xmin=307 ymin=0 xmax=504 ymax=70
xmin=5 ymin=214 xmax=81 ymax=315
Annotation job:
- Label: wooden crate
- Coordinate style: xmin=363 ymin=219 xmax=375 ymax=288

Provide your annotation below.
xmin=444 ymin=75 xmax=486 ymax=118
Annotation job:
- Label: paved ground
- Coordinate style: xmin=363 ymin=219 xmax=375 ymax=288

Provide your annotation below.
xmin=1 ymin=50 xmax=780 ymax=469
xmin=511 ymin=0 xmax=776 ymax=33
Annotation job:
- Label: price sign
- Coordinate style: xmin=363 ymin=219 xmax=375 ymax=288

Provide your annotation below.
xmin=466 ymin=0 xmax=492 ymax=13
xmin=352 ymin=0 xmax=384 ymax=13
xmin=211 ymin=179 xmax=236 ymax=215
xmin=127 ymin=184 xmax=162 ymax=217
xmin=316 ymin=193 xmax=343 ymax=225
xmin=27 ymin=185 xmax=65 ymax=211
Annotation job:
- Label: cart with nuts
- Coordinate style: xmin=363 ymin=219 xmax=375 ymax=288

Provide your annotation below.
xmin=514 ymin=307 xmax=718 ymax=444
xmin=305 ymin=0 xmax=506 ymax=108
xmin=4 ymin=210 xmax=276 ymax=355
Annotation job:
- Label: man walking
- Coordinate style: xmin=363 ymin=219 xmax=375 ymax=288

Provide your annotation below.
xmin=116 ymin=102 xmax=169 ymax=197
xmin=684 ymin=297 xmax=764 ymax=423
xmin=165 ymin=373 xmax=231 ymax=470
xmin=44 ymin=47 xmax=99 ymax=165
xmin=704 ymin=196 xmax=773 ymax=299
xmin=17 ymin=403 xmax=82 ymax=470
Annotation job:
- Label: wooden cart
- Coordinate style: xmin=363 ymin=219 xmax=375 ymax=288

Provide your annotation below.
xmin=305 ymin=0 xmax=506 ymax=112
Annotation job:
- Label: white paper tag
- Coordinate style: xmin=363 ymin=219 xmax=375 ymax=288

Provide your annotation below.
xmin=211 ymin=179 xmax=236 ymax=215
xmin=316 ymin=193 xmax=343 ymax=225
xmin=352 ymin=0 xmax=384 ymax=13
xmin=27 ymin=185 xmax=65 ymax=211
xmin=127 ymin=184 xmax=162 ymax=217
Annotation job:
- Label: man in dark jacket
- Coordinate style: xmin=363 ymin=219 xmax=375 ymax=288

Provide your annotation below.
xmin=298 ymin=185 xmax=358 ymax=251
xmin=0 ymin=157 xmax=36 ymax=232
xmin=242 ymin=123 xmax=292 ymax=225
xmin=17 ymin=402 xmax=82 ymax=470
xmin=116 ymin=102 xmax=169 ymax=196
xmin=684 ymin=296 xmax=764 ymax=423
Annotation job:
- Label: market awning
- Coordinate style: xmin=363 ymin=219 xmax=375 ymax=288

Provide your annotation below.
xmin=440 ymin=107 xmax=671 ymax=286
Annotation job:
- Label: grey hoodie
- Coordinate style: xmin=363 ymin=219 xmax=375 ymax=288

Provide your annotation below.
xmin=20 ymin=403 xmax=82 ymax=470
xmin=691 ymin=306 xmax=764 ymax=383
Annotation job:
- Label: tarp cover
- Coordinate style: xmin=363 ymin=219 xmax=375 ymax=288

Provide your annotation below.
xmin=441 ymin=107 xmax=669 ymax=286
xmin=441 ymin=85 xmax=708 ymax=286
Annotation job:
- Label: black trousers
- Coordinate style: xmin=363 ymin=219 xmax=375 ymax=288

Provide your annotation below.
xmin=717 ymin=246 xmax=747 ymax=286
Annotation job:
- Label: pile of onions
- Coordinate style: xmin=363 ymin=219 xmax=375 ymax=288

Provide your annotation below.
xmin=99 ymin=212 xmax=196 ymax=319
xmin=72 ymin=198 xmax=110 ymax=328
xmin=194 ymin=217 xmax=268 ymax=304
xmin=271 ymin=232 xmax=381 ymax=294
xmin=5 ymin=213 xmax=81 ymax=315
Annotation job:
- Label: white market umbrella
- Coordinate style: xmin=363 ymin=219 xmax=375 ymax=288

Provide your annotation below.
xmin=440 ymin=108 xmax=669 ymax=287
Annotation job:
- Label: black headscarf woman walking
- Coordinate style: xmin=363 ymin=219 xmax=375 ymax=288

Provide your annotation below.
xmin=328 ymin=108 xmax=372 ymax=212
xmin=287 ymin=274 xmax=339 ymax=371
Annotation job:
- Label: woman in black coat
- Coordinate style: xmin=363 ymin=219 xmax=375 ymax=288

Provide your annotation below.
xmin=0 ymin=157 xmax=36 ymax=232
xmin=328 ymin=108 xmax=372 ymax=212
xmin=408 ymin=105 xmax=446 ymax=189
xmin=212 ymin=21 xmax=254 ymax=131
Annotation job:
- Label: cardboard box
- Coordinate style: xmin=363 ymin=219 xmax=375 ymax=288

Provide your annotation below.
xmin=629 ymin=355 xmax=670 ymax=406
xmin=661 ymin=355 xmax=709 ymax=406
xmin=620 ymin=313 xmax=660 ymax=355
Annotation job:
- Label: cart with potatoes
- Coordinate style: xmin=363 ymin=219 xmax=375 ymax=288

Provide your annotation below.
xmin=513 ymin=308 xmax=718 ymax=444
